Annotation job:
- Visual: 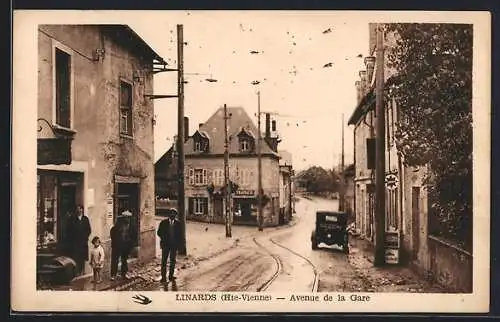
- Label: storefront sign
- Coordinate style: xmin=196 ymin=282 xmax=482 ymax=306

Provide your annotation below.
xmin=37 ymin=138 xmax=72 ymax=165
xmin=235 ymin=189 xmax=255 ymax=196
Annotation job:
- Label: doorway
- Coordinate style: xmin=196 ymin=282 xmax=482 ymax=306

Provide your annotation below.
xmin=116 ymin=183 xmax=140 ymax=245
xmin=58 ymin=183 xmax=77 ymax=253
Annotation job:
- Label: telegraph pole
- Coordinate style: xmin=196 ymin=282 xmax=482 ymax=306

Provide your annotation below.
xmin=257 ymin=91 xmax=263 ymax=231
xmin=223 ymin=104 xmax=232 ymax=237
xmin=339 ymin=113 xmax=345 ymax=212
xmin=176 ymin=24 xmax=187 ymax=255
xmin=374 ymin=23 xmax=386 ymax=266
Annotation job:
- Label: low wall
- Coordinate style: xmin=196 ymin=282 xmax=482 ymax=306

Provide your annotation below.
xmin=428 ymin=235 xmax=473 ymax=293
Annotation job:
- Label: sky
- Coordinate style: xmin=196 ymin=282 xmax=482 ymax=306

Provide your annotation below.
xmin=130 ymin=11 xmax=369 ymax=171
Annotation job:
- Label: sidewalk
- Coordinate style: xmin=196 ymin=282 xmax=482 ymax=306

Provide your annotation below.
xmin=39 ymin=218 xmax=288 ymax=291
xmin=346 ymin=236 xmax=448 ymax=293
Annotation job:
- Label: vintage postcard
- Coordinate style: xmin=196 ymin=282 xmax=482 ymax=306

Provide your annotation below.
xmin=12 ymin=10 xmax=490 ymax=313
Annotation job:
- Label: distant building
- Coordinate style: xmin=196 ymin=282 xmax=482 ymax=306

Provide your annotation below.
xmin=154 ymin=117 xmax=189 ymax=201
xmin=37 ymin=25 xmax=163 ymax=278
xmin=343 ymin=164 xmax=355 ymax=219
xmin=278 ymin=150 xmax=294 ymax=224
xmin=183 ymin=107 xmax=283 ymax=226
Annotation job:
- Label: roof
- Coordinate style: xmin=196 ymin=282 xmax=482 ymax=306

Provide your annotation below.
xmin=279 ymin=150 xmax=293 ymax=166
xmin=347 ymin=86 xmax=375 ymax=126
xmin=100 ymin=25 xmax=166 ymax=64
xmin=184 ymin=107 xmax=278 ymax=157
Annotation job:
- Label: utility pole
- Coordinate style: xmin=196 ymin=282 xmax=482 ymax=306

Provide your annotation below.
xmin=257 ymin=91 xmax=263 ymax=231
xmin=339 ymin=113 xmax=345 ymax=212
xmin=223 ymin=104 xmax=232 ymax=237
xmin=374 ymin=23 xmax=386 ymax=266
xmin=176 ymin=24 xmax=187 ymax=255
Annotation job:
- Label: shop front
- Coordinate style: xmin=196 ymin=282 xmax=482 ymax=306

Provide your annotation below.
xmin=233 ymin=189 xmax=257 ymax=224
xmin=37 ymin=170 xmax=84 ymax=281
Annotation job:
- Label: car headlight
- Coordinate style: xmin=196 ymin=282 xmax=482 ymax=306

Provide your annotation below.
xmin=327 ymin=234 xmax=331 ymax=238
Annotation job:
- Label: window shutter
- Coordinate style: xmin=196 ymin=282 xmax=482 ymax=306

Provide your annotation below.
xmin=366 ymin=138 xmax=376 ymax=170
xmin=207 ymin=169 xmax=213 ymax=184
xmin=188 ymin=168 xmax=194 ymax=185
xmin=203 ymin=169 xmax=208 ymax=185
xmin=188 ymin=197 xmax=193 ymax=215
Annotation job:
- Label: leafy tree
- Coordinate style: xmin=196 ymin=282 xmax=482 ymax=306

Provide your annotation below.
xmin=296 ymin=166 xmax=339 ymax=194
xmin=385 ymin=23 xmax=472 ymax=248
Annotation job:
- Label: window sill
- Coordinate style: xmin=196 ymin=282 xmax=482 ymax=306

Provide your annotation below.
xmin=120 ymin=134 xmax=134 ymax=140
xmin=52 ymin=124 xmax=77 ymax=138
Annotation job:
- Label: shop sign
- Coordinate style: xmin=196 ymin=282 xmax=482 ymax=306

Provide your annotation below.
xmin=235 ymin=189 xmax=255 ymax=196
xmin=37 ymin=138 xmax=72 ymax=165
xmin=385 ymin=174 xmax=399 ymax=190
xmin=384 ymin=230 xmax=400 ymax=264
xmin=106 ymin=197 xmax=114 ymax=219
xmin=385 ymin=249 xmax=399 ymax=264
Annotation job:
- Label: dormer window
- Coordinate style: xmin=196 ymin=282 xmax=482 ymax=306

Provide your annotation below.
xmin=192 ymin=130 xmax=210 ymax=153
xmin=237 ymin=127 xmax=255 ymax=153
xmin=240 ymin=139 xmax=250 ymax=151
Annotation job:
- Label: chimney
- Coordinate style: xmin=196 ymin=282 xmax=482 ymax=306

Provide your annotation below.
xmin=359 ymin=70 xmax=367 ymax=96
xmin=183 ymin=117 xmax=189 ymax=142
xmin=355 ymin=80 xmax=362 ymax=104
xmin=364 ymin=56 xmax=376 ymax=87
xmin=368 ymin=23 xmax=377 ymax=56
xmin=265 ymin=113 xmax=271 ymax=138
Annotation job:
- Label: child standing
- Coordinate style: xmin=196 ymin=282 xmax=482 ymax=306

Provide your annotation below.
xmin=90 ymin=236 xmax=105 ymax=283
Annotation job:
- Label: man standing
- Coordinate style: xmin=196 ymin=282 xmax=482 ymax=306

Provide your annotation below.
xmin=110 ymin=209 xmax=137 ymax=280
xmin=67 ymin=205 xmax=91 ymax=275
xmin=157 ymin=209 xmax=182 ymax=283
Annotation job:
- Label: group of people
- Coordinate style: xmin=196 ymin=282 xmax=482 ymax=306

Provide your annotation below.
xmin=65 ymin=206 xmax=139 ymax=284
xmin=65 ymin=205 xmax=182 ymax=285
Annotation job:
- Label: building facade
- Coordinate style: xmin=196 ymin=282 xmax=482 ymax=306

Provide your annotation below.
xmin=278 ymin=150 xmax=294 ymax=225
xmin=182 ymin=107 xmax=282 ymax=226
xmin=348 ymin=24 xmax=472 ymax=292
xmin=348 ymin=23 xmax=414 ymax=254
xmin=37 ymin=25 xmax=163 ymax=278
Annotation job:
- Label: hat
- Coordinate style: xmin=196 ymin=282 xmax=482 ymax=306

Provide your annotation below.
xmin=166 ymin=208 xmax=178 ymax=217
xmin=119 ymin=210 xmax=132 ymax=217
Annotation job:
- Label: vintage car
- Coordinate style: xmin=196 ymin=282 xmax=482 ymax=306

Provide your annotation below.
xmin=311 ymin=211 xmax=349 ymax=253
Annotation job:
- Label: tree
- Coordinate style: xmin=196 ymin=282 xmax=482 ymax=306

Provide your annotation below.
xmin=296 ymin=166 xmax=339 ymax=195
xmin=385 ymin=23 xmax=472 ymax=249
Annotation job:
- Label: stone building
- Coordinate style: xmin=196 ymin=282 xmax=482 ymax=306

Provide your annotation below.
xmin=278 ymin=150 xmax=294 ymax=225
xmin=343 ymin=163 xmax=355 ymax=219
xmin=37 ymin=25 xmax=164 ymax=279
xmin=348 ymin=23 xmax=472 ymax=292
xmin=183 ymin=107 xmax=282 ymax=226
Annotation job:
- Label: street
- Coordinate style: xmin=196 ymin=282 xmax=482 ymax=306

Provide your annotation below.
xmin=120 ymin=196 xmax=446 ymax=293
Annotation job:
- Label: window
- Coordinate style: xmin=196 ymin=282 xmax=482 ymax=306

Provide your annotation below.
xmin=213 ymin=169 xmax=224 ymax=186
xmin=194 ymin=141 xmax=202 ymax=152
xmin=120 ymin=80 xmax=133 ymax=136
xmin=190 ymin=168 xmax=208 ymax=186
xmin=191 ymin=197 xmax=208 ymax=215
xmin=55 ymin=48 xmax=71 ymax=128
xmin=240 ymin=139 xmax=250 ymax=152
xmin=37 ymin=174 xmax=58 ymax=248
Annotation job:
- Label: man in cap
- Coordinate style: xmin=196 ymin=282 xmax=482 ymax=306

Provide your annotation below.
xmin=110 ymin=209 xmax=137 ymax=280
xmin=157 ymin=208 xmax=182 ymax=283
